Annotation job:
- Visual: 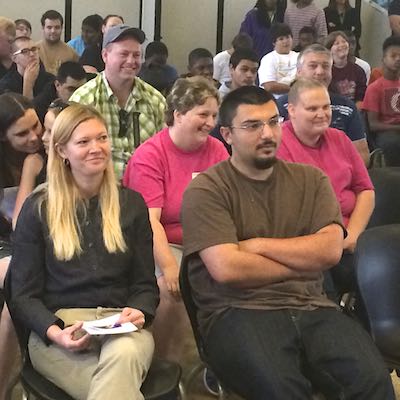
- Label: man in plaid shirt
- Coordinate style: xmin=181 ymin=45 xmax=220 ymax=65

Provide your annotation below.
xmin=70 ymin=25 xmax=166 ymax=179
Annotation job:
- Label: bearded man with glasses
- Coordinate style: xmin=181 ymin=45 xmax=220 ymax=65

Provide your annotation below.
xmin=181 ymin=85 xmax=394 ymax=400
xmin=0 ymin=36 xmax=54 ymax=100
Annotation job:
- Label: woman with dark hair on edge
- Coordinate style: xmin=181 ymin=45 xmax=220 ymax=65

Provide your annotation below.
xmin=240 ymin=0 xmax=286 ymax=59
xmin=6 ymin=103 xmax=159 ymax=400
xmin=0 ymin=92 xmax=42 ymax=400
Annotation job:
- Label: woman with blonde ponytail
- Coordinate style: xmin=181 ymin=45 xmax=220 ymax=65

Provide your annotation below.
xmin=6 ymin=103 xmax=159 ymax=400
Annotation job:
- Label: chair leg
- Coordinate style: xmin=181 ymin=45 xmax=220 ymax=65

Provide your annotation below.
xmin=178 ymin=380 xmax=187 ymax=400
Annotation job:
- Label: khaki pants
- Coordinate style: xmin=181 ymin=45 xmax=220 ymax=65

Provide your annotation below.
xmin=28 ymin=308 xmax=154 ymax=400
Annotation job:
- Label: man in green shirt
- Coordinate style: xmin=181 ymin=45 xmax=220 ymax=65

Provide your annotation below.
xmin=70 ymin=25 xmax=166 ymax=179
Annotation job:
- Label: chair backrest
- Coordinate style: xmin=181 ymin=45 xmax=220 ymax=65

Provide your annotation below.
xmin=179 ymin=255 xmax=208 ymax=364
xmin=355 ymin=225 xmax=400 ymax=360
xmin=367 ymin=167 xmax=400 ymax=228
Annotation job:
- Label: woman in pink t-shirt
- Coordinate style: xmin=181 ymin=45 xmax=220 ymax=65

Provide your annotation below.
xmin=277 ymin=79 xmax=374 ymax=300
xmin=123 ymin=77 xmax=228 ymax=363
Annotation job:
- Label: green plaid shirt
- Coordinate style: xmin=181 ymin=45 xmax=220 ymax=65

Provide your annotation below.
xmin=70 ymin=72 xmax=166 ymax=179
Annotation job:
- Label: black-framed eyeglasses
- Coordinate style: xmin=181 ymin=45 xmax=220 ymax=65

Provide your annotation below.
xmin=119 ymin=109 xmax=130 ymax=138
xmin=48 ymin=99 xmax=70 ymax=112
xmin=230 ymin=116 xmax=284 ymax=134
xmin=13 ymin=46 xmax=38 ymax=56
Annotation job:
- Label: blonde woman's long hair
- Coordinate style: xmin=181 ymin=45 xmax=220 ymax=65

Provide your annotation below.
xmin=40 ymin=103 xmax=126 ymax=261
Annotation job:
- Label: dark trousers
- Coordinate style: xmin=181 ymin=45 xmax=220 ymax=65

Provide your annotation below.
xmin=376 ymin=131 xmax=400 ymax=167
xmin=205 ymin=308 xmax=394 ymax=400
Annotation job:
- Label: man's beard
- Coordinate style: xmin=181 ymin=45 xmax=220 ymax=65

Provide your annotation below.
xmin=253 ymin=156 xmax=277 ymax=170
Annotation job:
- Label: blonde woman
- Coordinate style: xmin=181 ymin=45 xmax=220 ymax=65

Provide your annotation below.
xmin=6 ymin=104 xmax=159 ymax=400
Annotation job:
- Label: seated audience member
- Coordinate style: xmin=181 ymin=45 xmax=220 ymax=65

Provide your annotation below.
xmin=15 ymin=19 xmax=32 ymax=38
xmin=219 ymin=48 xmax=259 ymax=99
xmin=363 ymin=36 xmax=400 ymax=166
xmin=37 ymin=10 xmax=79 ymax=75
xmin=0 ymin=18 xmax=16 ymax=79
xmin=240 ymin=0 xmax=285 ymax=60
xmin=70 ymin=25 xmax=166 ymax=180
xmin=0 ymin=36 xmax=54 ymax=99
xmin=276 ymin=44 xmax=370 ymax=164
xmin=277 ymin=78 xmax=374 ymax=299
xmin=34 ymin=61 xmax=86 ymax=121
xmin=324 ymin=0 xmax=361 ymax=52
xmin=80 ymin=14 xmax=124 ymax=73
xmin=213 ymin=32 xmax=253 ymax=85
xmin=185 ymin=48 xmax=214 ymax=82
xmin=6 ymin=103 xmax=159 ymax=400
xmin=259 ymin=23 xmax=298 ymax=98
xmin=123 ymin=77 xmax=228 ymax=364
xmin=293 ymin=26 xmax=317 ymax=52
xmin=324 ymin=31 xmax=366 ymax=107
xmin=139 ymin=41 xmax=178 ymax=95
xmin=0 ymin=93 xmax=43 ymax=400
xmin=181 ymin=85 xmax=394 ymax=400
xmin=67 ymin=14 xmax=103 ymax=57
xmin=284 ymin=0 xmax=327 ymax=46
xmin=346 ymin=30 xmax=370 ymax=82
xmin=214 ymin=49 xmax=259 ymax=153
xmin=12 ymin=100 xmax=69 ymax=226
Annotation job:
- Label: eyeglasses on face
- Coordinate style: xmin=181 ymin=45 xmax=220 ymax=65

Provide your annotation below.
xmin=230 ymin=116 xmax=284 ymax=134
xmin=13 ymin=46 xmax=38 ymax=56
xmin=48 ymin=99 xmax=70 ymax=112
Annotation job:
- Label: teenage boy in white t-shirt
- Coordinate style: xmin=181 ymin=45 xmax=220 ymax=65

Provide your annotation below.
xmin=258 ymin=23 xmax=298 ymax=98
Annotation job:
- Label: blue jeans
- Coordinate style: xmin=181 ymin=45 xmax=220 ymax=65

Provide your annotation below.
xmin=205 ymin=308 xmax=394 ymax=400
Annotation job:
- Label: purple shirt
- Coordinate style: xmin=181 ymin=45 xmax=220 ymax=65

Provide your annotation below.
xmin=240 ymin=8 xmax=284 ymax=59
xmin=277 ymin=121 xmax=373 ymax=225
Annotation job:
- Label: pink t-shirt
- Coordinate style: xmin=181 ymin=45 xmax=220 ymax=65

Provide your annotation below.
xmin=362 ymin=77 xmax=400 ymax=125
xmin=123 ymin=127 xmax=229 ymax=244
xmin=277 ymin=121 xmax=373 ymax=226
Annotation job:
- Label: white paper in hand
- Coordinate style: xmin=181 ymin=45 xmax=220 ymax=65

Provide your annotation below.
xmin=82 ymin=313 xmax=138 ymax=335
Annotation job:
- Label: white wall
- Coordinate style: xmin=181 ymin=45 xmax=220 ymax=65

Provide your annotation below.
xmin=70 ymin=0 xmax=141 ymax=39
xmin=0 ymin=0 xmax=65 ymax=42
xmin=160 ymin=0 xmax=218 ymax=74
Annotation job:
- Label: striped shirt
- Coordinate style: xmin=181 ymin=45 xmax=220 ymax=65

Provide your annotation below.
xmin=284 ymin=3 xmax=328 ymax=46
xmin=70 ymin=72 xmax=166 ymax=179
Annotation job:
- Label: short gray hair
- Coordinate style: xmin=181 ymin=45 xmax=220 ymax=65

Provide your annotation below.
xmin=288 ymin=78 xmax=327 ymax=105
xmin=297 ymin=44 xmax=332 ymax=70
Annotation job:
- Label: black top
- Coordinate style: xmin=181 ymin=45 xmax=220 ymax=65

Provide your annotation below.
xmin=0 ymin=63 xmax=54 ymax=97
xmin=389 ymin=0 xmax=400 ymax=15
xmin=0 ymin=62 xmax=12 ymax=80
xmin=80 ymin=44 xmax=104 ymax=72
xmin=324 ymin=6 xmax=361 ymax=39
xmin=33 ymin=81 xmax=57 ymax=122
xmin=7 ymin=186 xmax=159 ymax=342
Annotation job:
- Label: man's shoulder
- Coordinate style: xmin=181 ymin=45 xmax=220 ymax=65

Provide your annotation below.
xmin=329 ymin=92 xmax=356 ymax=109
xmin=69 ymin=74 xmax=103 ymax=101
xmin=188 ymin=160 xmax=231 ymax=189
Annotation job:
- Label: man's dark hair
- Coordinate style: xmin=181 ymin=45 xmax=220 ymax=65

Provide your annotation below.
xmin=383 ymin=35 xmax=400 ymax=55
xmin=219 ymin=86 xmax=275 ymax=127
xmin=41 ymin=10 xmax=63 ymax=27
xmin=188 ymin=48 xmax=213 ymax=67
xmin=56 ymin=61 xmax=86 ymax=83
xmin=232 ymin=33 xmax=253 ymax=51
xmin=299 ymin=26 xmax=317 ymax=38
xmin=230 ymin=48 xmax=259 ymax=68
xmin=103 ymin=14 xmax=124 ymax=25
xmin=145 ymin=41 xmax=168 ymax=59
xmin=15 ymin=18 xmax=32 ymax=32
xmin=82 ymin=14 xmax=103 ymax=32
xmin=271 ymin=23 xmax=292 ymax=43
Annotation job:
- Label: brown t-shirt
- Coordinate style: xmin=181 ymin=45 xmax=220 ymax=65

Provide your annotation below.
xmin=182 ymin=159 xmax=344 ymax=336
xmin=37 ymin=40 xmax=79 ymax=75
